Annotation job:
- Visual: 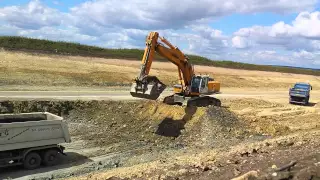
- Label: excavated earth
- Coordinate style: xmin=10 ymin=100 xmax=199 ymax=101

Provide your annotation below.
xmin=0 ymin=99 xmax=319 ymax=180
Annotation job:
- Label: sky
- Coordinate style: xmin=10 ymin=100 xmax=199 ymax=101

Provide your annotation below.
xmin=0 ymin=0 xmax=320 ymax=68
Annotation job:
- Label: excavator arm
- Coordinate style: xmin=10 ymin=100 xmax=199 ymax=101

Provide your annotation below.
xmin=156 ymin=37 xmax=194 ymax=87
xmin=130 ymin=31 xmax=194 ymax=100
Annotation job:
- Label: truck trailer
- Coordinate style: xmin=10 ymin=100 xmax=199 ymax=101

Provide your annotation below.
xmin=0 ymin=112 xmax=71 ymax=169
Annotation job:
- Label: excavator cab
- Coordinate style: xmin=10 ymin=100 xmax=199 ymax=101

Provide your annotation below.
xmin=190 ymin=76 xmax=203 ymax=94
xmin=190 ymin=75 xmax=213 ymax=95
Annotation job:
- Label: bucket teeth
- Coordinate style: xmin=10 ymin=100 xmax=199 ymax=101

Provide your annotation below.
xmin=130 ymin=76 xmax=166 ymax=100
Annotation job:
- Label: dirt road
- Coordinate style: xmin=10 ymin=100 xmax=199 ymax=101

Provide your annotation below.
xmin=0 ymin=89 xmax=319 ymax=105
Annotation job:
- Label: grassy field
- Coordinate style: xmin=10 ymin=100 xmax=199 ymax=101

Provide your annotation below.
xmin=1 ymin=50 xmax=320 ymax=91
xmin=0 ymin=36 xmax=319 ymax=76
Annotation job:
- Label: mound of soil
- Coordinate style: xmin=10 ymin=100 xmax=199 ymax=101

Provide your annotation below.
xmin=0 ymin=100 xmax=256 ymax=157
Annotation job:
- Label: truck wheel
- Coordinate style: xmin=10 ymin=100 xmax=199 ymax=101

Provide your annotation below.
xmin=42 ymin=149 xmax=59 ymax=166
xmin=304 ymin=97 xmax=309 ymax=105
xmin=24 ymin=152 xmax=42 ymax=170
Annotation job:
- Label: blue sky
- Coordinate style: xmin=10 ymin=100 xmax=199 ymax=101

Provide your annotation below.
xmin=0 ymin=0 xmax=320 ymax=68
xmin=211 ymin=12 xmax=299 ymax=34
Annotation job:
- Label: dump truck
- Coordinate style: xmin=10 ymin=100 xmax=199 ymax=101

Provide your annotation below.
xmin=289 ymin=82 xmax=312 ymax=105
xmin=0 ymin=112 xmax=71 ymax=169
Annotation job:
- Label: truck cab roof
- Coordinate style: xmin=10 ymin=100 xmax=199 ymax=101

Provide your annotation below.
xmin=292 ymin=82 xmax=312 ymax=91
xmin=295 ymin=82 xmax=311 ymax=86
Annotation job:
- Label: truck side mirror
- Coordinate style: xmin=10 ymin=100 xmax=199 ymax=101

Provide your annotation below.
xmin=311 ymin=86 xmax=312 ymax=90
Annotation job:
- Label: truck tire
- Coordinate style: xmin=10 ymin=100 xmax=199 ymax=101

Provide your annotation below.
xmin=42 ymin=149 xmax=59 ymax=166
xmin=24 ymin=152 xmax=42 ymax=170
xmin=304 ymin=97 xmax=309 ymax=105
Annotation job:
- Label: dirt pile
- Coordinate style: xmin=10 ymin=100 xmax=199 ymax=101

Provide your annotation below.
xmin=0 ymin=100 xmax=251 ymax=152
xmin=0 ymin=100 xmax=76 ymax=115
xmin=0 ymin=100 xmax=254 ymax=179
xmin=0 ymin=99 xmax=293 ymax=153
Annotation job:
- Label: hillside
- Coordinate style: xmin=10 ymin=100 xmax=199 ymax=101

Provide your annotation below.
xmin=0 ymin=36 xmax=319 ymax=76
xmin=1 ymin=50 xmax=320 ymax=91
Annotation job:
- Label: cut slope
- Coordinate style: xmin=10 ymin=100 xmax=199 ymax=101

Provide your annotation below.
xmin=0 ymin=100 xmax=252 ymax=153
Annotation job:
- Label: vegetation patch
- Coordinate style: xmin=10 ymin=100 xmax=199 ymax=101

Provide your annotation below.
xmin=1 ymin=36 xmax=319 ymax=76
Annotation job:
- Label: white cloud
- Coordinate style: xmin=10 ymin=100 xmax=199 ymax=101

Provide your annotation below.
xmin=189 ymin=25 xmax=225 ymax=39
xmin=223 ymin=50 xmax=298 ymax=66
xmin=0 ymin=0 xmax=66 ymax=29
xmin=293 ymin=50 xmax=315 ymax=60
xmin=232 ymin=36 xmax=249 ymax=49
xmin=269 ymin=21 xmax=294 ymax=37
xmin=234 ymin=11 xmax=320 ymax=51
xmin=0 ymin=25 xmax=21 ymax=36
xmin=69 ymin=0 xmax=318 ymax=31
xmin=255 ymin=51 xmax=294 ymax=64
xmin=184 ymin=25 xmax=229 ymax=55
xmin=292 ymin=11 xmax=320 ymax=38
xmin=235 ymin=0 xmax=317 ymax=14
xmin=231 ymin=12 xmax=320 ymax=67
xmin=267 ymin=11 xmax=320 ymax=38
xmin=15 ymin=26 xmax=98 ymax=44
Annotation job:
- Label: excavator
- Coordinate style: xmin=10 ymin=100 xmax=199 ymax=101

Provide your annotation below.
xmin=130 ymin=31 xmax=221 ymax=107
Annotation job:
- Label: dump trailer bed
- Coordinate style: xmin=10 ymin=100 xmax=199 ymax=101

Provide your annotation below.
xmin=0 ymin=112 xmax=71 ymax=169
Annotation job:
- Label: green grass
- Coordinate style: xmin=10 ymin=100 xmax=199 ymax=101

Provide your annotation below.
xmin=0 ymin=36 xmax=319 ymax=76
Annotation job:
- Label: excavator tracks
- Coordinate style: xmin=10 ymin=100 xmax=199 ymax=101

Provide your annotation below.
xmin=163 ymin=94 xmax=221 ymax=107
xmin=187 ymin=96 xmax=221 ymax=107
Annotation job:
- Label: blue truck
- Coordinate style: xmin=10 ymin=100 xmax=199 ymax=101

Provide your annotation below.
xmin=289 ymin=82 xmax=312 ymax=105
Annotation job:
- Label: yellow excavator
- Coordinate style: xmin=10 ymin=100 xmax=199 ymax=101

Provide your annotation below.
xmin=130 ymin=32 xmax=221 ymax=107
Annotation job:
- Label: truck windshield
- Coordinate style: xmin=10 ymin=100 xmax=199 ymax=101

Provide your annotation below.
xmin=294 ymin=84 xmax=309 ymax=90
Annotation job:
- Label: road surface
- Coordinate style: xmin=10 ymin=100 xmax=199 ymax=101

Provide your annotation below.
xmin=0 ymin=89 xmax=319 ymax=104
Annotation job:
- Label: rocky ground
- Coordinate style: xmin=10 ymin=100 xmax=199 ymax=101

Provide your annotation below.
xmin=0 ymin=49 xmax=319 ymax=180
xmin=0 ymin=97 xmax=319 ymax=180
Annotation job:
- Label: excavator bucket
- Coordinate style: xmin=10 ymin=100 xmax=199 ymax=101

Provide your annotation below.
xmin=130 ymin=76 xmax=167 ymax=100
